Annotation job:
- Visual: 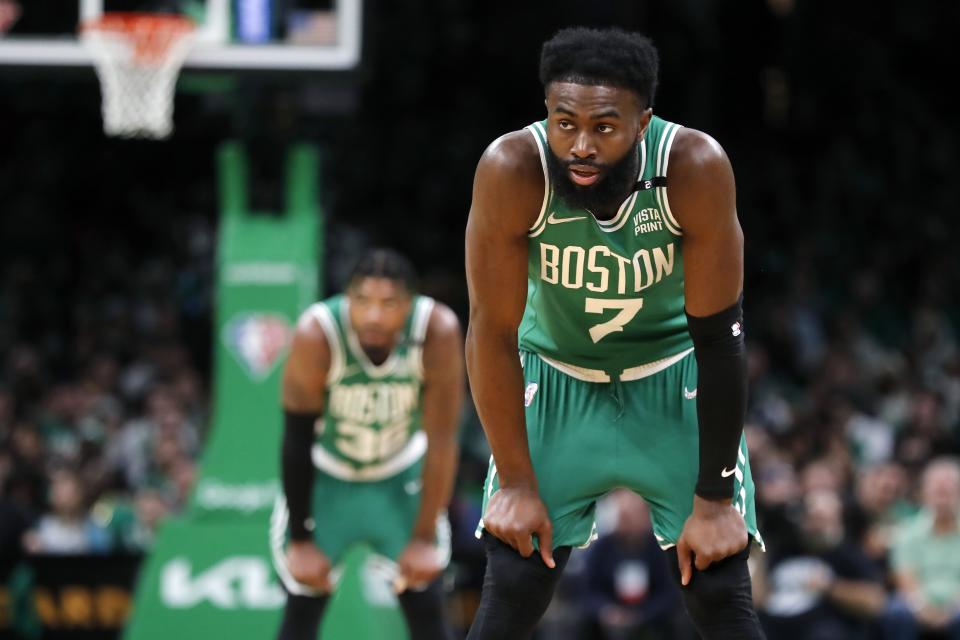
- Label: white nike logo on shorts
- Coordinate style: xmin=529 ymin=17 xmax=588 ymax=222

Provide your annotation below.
xmin=683 ymin=386 xmax=697 ymax=400
xmin=721 ymin=467 xmax=737 ymax=478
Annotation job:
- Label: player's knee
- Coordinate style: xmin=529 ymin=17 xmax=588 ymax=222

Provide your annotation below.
xmin=680 ymin=548 xmax=753 ymax=619
xmin=276 ymin=594 xmax=327 ymax=640
xmin=398 ymin=579 xmax=445 ymax=618
xmin=482 ymin=533 xmax=567 ymax=609
xmin=399 ymin=580 xmax=453 ymax=640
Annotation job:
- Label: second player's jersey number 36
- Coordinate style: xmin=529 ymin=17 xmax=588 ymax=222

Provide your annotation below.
xmin=539 ymin=241 xmax=676 ymax=343
xmin=327 ymin=381 xmax=419 ymax=464
xmin=334 ymin=418 xmax=410 ymax=464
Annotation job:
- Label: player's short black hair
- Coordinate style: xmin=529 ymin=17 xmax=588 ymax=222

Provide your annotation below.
xmin=539 ymin=27 xmax=660 ymax=108
xmin=348 ymin=248 xmax=417 ymax=293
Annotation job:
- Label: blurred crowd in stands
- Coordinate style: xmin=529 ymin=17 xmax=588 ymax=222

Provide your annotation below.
xmin=0 ymin=220 xmax=213 ymax=571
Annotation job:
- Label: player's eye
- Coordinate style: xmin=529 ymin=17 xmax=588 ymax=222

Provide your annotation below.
xmin=558 ymin=120 xmax=574 ymax=130
xmin=597 ymin=124 xmax=614 ymax=133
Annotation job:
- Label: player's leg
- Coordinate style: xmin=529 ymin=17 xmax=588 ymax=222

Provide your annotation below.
xmin=276 ymin=593 xmax=329 ymax=640
xmin=619 ymin=352 xmax=765 ymax=639
xmin=270 ymin=472 xmax=357 ymax=640
xmin=466 ymin=532 xmax=573 ymax=640
xmin=664 ymin=546 xmax=764 ymax=639
xmin=396 ymin=579 xmax=454 ymax=640
xmin=368 ymin=463 xmax=458 ymax=640
xmin=470 ymin=351 xmax=618 ymax=637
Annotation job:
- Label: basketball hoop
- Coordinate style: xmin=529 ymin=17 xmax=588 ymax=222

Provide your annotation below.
xmin=81 ymin=13 xmax=195 ymax=140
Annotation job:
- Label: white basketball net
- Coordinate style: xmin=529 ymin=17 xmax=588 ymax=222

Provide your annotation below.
xmin=82 ymin=14 xmax=195 ymax=140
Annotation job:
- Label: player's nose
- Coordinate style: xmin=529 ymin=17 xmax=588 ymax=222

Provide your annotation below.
xmin=570 ymin=131 xmax=596 ymax=159
xmin=364 ymin=305 xmax=385 ymax=323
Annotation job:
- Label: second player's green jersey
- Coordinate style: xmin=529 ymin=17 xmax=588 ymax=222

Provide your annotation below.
xmin=307 ymin=293 xmax=435 ymax=481
xmin=519 ymin=116 xmax=693 ymax=372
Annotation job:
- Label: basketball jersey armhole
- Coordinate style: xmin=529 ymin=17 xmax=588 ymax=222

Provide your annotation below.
xmin=408 ymin=296 xmax=435 ymax=381
xmin=526 ymin=122 xmax=551 ymax=238
xmin=655 ymin=122 xmax=684 ymax=236
xmin=308 ymin=302 xmax=345 ymax=385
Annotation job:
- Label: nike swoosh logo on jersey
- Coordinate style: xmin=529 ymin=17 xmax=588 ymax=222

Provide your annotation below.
xmin=546 ymin=212 xmax=587 ymax=224
xmin=721 ymin=467 xmax=737 ymax=478
xmin=683 ymin=386 xmax=697 ymax=400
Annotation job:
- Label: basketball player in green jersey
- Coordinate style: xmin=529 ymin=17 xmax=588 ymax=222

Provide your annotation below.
xmin=465 ymin=28 xmax=765 ymax=638
xmin=273 ymin=249 xmax=463 ymax=640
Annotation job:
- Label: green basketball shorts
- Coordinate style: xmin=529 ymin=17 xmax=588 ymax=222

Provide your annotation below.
xmin=271 ymin=461 xmax=451 ymax=596
xmin=478 ymin=349 xmax=763 ymax=552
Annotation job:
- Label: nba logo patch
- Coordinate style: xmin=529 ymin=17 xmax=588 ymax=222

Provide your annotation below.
xmin=524 ymin=382 xmax=539 ymax=407
xmin=223 ymin=313 xmax=293 ymax=381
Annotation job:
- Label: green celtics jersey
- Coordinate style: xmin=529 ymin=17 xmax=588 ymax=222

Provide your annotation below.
xmin=519 ymin=116 xmax=693 ymax=372
xmin=307 ymin=294 xmax=435 ymax=481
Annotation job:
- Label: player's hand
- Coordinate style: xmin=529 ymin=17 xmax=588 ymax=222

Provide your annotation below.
xmin=286 ymin=539 xmax=332 ymax=592
xmin=398 ymin=538 xmax=443 ymax=589
xmin=483 ymin=485 xmax=555 ymax=568
xmin=676 ymin=495 xmax=748 ymax=586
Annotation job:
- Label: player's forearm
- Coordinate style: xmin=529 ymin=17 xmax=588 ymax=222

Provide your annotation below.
xmin=282 ymin=410 xmax=318 ymax=540
xmin=465 ymin=322 xmax=536 ymax=488
xmin=411 ymin=432 xmax=458 ymax=540
xmin=686 ymin=295 xmax=748 ymax=500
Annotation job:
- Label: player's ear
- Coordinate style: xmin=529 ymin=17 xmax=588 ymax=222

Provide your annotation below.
xmin=637 ymin=108 xmax=653 ymax=141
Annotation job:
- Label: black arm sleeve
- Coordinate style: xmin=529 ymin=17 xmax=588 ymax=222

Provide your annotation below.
xmin=282 ymin=411 xmax=318 ymax=541
xmin=686 ymin=295 xmax=747 ymax=500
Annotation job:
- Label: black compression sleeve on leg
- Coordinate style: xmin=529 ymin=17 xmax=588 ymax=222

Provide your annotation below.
xmin=466 ymin=533 xmax=572 ymax=640
xmin=276 ymin=593 xmax=328 ymax=640
xmin=686 ymin=295 xmax=748 ymax=500
xmin=398 ymin=578 xmax=454 ymax=640
xmin=665 ymin=546 xmax=766 ymax=639
xmin=282 ymin=411 xmax=318 ymax=541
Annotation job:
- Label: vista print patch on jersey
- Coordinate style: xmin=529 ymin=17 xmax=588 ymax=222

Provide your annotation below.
xmin=223 ymin=313 xmax=293 ymax=381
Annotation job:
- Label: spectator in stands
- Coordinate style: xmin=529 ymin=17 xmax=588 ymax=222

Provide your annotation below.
xmin=883 ymin=457 xmax=960 ymax=639
xmin=847 ymin=462 xmax=915 ymax=576
xmin=579 ymin=490 xmax=679 ymax=640
xmin=23 ymin=468 xmax=110 ymax=554
xmin=0 ymin=452 xmax=30 ymax=580
xmin=130 ymin=488 xmax=169 ymax=550
xmin=756 ymin=488 xmax=886 ymax=640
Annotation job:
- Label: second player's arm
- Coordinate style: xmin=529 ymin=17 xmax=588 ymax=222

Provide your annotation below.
xmin=281 ymin=310 xmax=334 ymax=592
xmin=464 ymin=132 xmax=556 ymax=566
xmin=399 ymin=304 xmax=464 ymax=585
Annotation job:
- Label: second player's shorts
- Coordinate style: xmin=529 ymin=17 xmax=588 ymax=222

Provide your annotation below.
xmin=271 ymin=461 xmax=451 ymax=596
xmin=477 ymin=349 xmax=763 ymax=551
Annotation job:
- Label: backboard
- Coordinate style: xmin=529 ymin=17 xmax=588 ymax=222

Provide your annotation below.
xmin=0 ymin=0 xmax=361 ymax=71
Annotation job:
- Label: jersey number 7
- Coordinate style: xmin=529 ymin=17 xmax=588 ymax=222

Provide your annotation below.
xmin=585 ymin=297 xmax=644 ymax=343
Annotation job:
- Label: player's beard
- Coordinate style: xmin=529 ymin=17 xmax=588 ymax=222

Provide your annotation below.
xmin=545 ymin=141 xmax=640 ymax=218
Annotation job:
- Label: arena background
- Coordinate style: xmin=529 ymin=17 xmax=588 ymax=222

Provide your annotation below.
xmin=1 ymin=1 xmax=959 ymax=638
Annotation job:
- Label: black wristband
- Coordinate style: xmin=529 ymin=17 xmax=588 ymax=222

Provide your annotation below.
xmin=686 ymin=295 xmax=747 ymax=501
xmin=282 ymin=410 xmax=318 ymax=541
